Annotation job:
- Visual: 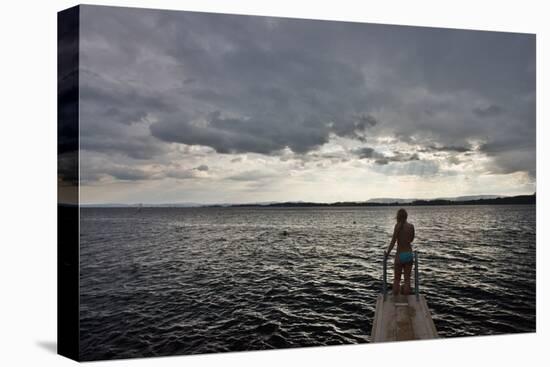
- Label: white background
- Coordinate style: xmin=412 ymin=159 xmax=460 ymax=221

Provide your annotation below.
xmin=0 ymin=0 xmax=547 ymax=365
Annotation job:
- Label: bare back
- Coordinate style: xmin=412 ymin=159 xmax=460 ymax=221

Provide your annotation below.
xmin=394 ymin=221 xmax=415 ymax=253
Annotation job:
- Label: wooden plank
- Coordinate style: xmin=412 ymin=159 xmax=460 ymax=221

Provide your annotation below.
xmin=370 ymin=295 xmax=383 ymax=341
xmin=417 ymin=295 xmax=438 ymax=338
xmin=371 ymin=294 xmax=438 ymax=343
xmin=395 ymin=295 xmax=415 ymax=341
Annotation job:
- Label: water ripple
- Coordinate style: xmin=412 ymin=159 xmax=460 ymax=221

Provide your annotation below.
xmin=79 ymin=205 xmax=536 ymax=360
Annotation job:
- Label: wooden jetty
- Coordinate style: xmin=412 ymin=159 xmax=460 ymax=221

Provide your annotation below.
xmin=371 ymin=251 xmax=438 ymax=342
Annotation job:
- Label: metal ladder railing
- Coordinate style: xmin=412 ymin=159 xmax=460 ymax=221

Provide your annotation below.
xmin=382 ymin=250 xmax=419 ymax=301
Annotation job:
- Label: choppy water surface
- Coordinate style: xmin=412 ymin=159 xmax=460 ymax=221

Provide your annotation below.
xmin=79 ymin=205 xmax=536 ymax=360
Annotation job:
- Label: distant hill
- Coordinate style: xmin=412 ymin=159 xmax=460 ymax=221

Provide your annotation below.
xmin=367 ymin=198 xmax=416 ymax=204
xmin=437 ymin=194 xmax=504 ymax=201
xmin=367 ymin=194 xmax=503 ymax=204
xmin=145 ymin=203 xmax=204 ymax=208
xmin=409 ymin=194 xmax=535 ymax=206
xmin=229 ymin=193 xmax=535 ymax=208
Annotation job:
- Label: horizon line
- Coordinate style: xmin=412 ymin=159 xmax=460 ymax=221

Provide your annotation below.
xmin=75 ymin=192 xmax=536 ymax=207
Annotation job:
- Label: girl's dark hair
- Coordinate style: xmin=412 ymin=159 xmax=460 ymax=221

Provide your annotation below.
xmin=396 ymin=208 xmax=408 ymax=223
xmin=396 ymin=208 xmax=408 ymax=236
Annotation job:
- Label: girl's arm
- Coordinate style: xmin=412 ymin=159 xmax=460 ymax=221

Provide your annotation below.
xmin=385 ymin=223 xmax=399 ymax=256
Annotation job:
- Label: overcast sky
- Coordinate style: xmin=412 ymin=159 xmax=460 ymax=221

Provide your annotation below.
xmin=78 ymin=5 xmax=536 ymax=204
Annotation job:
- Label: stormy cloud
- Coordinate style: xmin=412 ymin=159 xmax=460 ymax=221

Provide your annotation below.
xmin=473 ymin=105 xmax=505 ymax=118
xmin=76 ymin=5 xmax=536 ymax=204
xmin=353 ymin=147 xmax=420 ymax=165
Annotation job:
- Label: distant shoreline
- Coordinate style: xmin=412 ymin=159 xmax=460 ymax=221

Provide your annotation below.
xmin=77 ymin=193 xmax=535 ymax=208
xmin=226 ymin=194 xmax=535 ymax=208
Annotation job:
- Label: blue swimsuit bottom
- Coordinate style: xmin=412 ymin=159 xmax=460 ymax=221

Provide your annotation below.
xmin=398 ymin=251 xmax=414 ymax=264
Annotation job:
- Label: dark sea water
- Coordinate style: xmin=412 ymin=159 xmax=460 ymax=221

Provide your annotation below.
xmin=79 ymin=205 xmax=536 ymax=360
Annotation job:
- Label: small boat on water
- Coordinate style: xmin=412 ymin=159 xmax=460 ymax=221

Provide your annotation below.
xmin=371 ymin=251 xmax=438 ymax=342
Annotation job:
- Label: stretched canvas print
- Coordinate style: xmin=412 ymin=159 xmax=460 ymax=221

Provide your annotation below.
xmin=58 ymin=4 xmax=536 ymax=361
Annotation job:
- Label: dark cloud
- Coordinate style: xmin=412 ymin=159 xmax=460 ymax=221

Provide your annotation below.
xmin=79 ymin=79 xmax=174 ymax=125
xmin=374 ymin=152 xmax=420 ymax=165
xmin=473 ymin=104 xmax=505 ymax=118
xmin=79 ymin=70 xmax=172 ymax=160
xmin=338 ymin=113 xmax=379 ymax=142
xmin=195 ymin=165 xmax=209 ymax=171
xmin=355 ymin=114 xmax=379 ymax=129
xmin=81 ymin=131 xmax=168 ymax=160
xmin=149 ymin=109 xmax=334 ymax=155
xmin=353 ymin=147 xmax=420 ymax=165
xmin=104 ymin=167 xmax=152 ymax=181
xmin=79 ymin=6 xmax=381 ymax=157
xmin=421 ymin=144 xmax=472 ymax=153
xmin=354 ymin=147 xmax=381 ymax=159
xmin=77 ymin=5 xmax=535 ymax=183
xmin=479 ymin=140 xmax=535 ymax=177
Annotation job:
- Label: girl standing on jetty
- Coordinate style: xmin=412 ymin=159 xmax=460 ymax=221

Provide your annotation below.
xmin=385 ymin=208 xmax=415 ymax=296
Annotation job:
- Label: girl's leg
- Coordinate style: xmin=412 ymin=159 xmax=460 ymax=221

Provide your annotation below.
xmin=403 ymin=263 xmax=413 ymax=295
xmin=393 ymin=260 xmax=402 ymax=296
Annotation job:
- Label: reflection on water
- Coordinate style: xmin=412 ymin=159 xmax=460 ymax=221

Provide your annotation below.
xmin=79 ymin=205 xmax=536 ymax=360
